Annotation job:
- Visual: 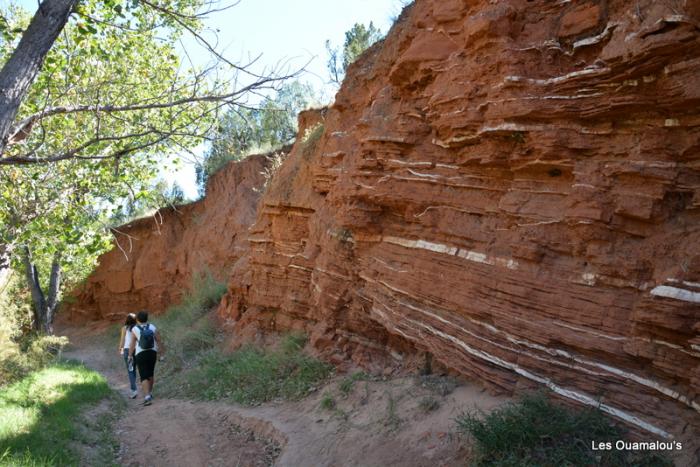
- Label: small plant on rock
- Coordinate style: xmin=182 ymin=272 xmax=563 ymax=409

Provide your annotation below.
xmin=418 ymin=396 xmax=440 ymax=413
xmin=320 ymin=392 xmax=336 ymax=410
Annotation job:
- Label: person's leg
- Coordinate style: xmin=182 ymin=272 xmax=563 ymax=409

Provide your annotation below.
xmin=149 ymin=355 xmax=157 ymax=396
xmin=141 ymin=351 xmax=156 ymax=403
xmin=135 ymin=352 xmax=150 ymax=402
xmin=123 ymin=349 xmax=137 ymax=392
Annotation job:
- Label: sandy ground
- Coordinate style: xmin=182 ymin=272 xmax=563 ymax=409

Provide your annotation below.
xmin=60 ymin=324 xmax=508 ymax=467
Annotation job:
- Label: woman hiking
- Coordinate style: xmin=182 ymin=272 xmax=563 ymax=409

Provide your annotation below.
xmin=118 ymin=313 xmax=139 ymax=399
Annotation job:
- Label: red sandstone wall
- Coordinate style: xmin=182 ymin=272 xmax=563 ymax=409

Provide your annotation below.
xmin=70 ymin=0 xmax=700 ymax=453
xmin=220 ymin=0 xmax=700 ymax=452
xmin=63 ymin=154 xmax=272 ymax=321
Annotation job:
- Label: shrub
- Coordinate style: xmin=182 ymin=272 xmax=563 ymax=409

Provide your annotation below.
xmin=456 ymin=392 xmax=674 ymax=466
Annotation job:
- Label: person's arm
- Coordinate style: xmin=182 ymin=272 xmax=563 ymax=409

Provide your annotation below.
xmin=155 ymin=329 xmax=165 ymax=358
xmin=128 ymin=329 xmax=137 ymax=359
xmin=118 ymin=327 xmax=125 ymax=355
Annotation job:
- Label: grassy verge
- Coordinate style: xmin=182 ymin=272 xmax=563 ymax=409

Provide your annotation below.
xmin=457 ymin=392 xmax=674 ymax=466
xmin=0 ymin=334 xmax=68 ymax=389
xmin=156 ymin=273 xmax=333 ymax=406
xmin=0 ymin=360 xmax=119 ymax=466
xmin=161 ymin=334 xmax=332 ymax=405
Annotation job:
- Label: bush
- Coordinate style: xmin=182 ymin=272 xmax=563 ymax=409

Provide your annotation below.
xmin=456 ymin=392 xmax=674 ymax=466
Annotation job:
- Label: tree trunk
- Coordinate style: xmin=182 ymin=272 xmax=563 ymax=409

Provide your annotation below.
xmin=44 ymin=253 xmax=61 ymax=334
xmin=0 ymin=0 xmax=77 ymax=152
xmin=20 ymin=246 xmax=61 ymax=334
xmin=0 ymin=243 xmax=12 ymax=294
xmin=21 ymin=246 xmax=46 ymax=332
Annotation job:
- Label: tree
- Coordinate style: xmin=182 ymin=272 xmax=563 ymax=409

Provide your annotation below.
xmin=196 ymin=80 xmax=319 ymax=194
xmin=21 ymin=246 xmax=60 ymax=333
xmin=326 ymin=22 xmax=383 ymax=85
xmin=0 ymin=0 xmax=301 ymax=332
xmin=165 ymin=183 xmax=185 ymax=205
xmin=0 ymin=0 xmax=299 ymax=166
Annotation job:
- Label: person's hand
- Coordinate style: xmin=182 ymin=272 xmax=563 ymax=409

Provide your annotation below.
xmin=118 ymin=347 xmax=123 ymax=355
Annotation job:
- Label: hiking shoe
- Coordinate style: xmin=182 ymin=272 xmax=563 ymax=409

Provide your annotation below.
xmin=143 ymin=395 xmax=152 ymax=406
xmin=130 ymin=390 xmax=138 ymax=399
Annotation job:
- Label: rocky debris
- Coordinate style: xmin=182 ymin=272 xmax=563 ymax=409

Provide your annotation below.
xmin=68 ymin=0 xmax=700 ymax=455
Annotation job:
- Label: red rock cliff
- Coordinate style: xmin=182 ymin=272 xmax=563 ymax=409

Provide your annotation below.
xmin=64 ymin=153 xmax=273 ymax=321
xmin=72 ymin=0 xmax=700 ymax=452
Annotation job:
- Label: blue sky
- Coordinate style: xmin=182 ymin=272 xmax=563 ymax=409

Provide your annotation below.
xmin=14 ymin=0 xmax=405 ymax=198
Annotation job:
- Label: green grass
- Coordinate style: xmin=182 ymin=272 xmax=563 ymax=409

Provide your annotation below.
xmin=157 ymin=271 xmax=227 ymax=369
xmin=160 ymin=333 xmax=333 ymax=406
xmin=0 ymin=275 xmax=70 ymax=389
xmin=0 ymin=361 xmax=116 ymax=466
xmin=148 ymin=273 xmax=332 ymax=407
xmin=338 ymin=371 xmax=369 ymax=397
xmin=320 ymin=392 xmax=335 ymax=410
xmin=457 ymin=392 xmax=674 ymax=467
xmin=154 ymin=273 xmax=332 ymax=406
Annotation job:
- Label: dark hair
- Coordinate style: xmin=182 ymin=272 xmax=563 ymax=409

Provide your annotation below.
xmin=124 ymin=313 xmax=136 ymax=330
xmin=136 ymin=310 xmax=149 ymax=323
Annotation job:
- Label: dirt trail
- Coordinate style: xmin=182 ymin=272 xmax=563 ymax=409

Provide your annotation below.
xmin=61 ymin=324 xmax=507 ymax=466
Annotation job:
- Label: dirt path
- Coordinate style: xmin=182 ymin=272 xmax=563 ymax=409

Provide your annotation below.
xmin=62 ymin=325 xmax=281 ymax=467
xmin=61 ymin=324 xmax=507 ymax=467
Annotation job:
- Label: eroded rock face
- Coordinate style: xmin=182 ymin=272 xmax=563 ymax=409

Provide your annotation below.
xmin=62 ymin=154 xmax=272 ymax=321
xmin=220 ymin=0 xmax=700 ymax=451
xmin=70 ymin=0 xmax=700 ymax=452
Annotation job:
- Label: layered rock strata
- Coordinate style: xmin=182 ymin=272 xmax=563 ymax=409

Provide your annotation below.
xmin=71 ymin=0 xmax=700 ymax=453
xmin=221 ymin=0 xmax=700 ymax=451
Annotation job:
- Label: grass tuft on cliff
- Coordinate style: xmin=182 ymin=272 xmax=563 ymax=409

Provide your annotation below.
xmin=0 ymin=361 xmax=120 ymax=466
xmin=157 ymin=271 xmax=227 ymax=364
xmin=457 ymin=392 xmax=674 ymax=466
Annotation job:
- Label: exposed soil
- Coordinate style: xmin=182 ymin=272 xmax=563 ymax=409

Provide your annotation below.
xmin=60 ymin=323 xmax=507 ymax=466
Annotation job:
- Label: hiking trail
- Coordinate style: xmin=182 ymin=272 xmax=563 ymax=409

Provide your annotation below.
xmin=61 ymin=324 xmax=507 ymax=466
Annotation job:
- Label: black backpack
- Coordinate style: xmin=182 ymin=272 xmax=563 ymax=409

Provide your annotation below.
xmin=138 ymin=324 xmax=155 ymax=350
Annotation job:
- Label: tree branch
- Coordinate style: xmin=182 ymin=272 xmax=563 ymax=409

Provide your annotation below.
xmin=0 ymin=0 xmax=78 ymax=152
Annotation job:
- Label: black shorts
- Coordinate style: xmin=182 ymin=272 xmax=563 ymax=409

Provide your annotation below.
xmin=135 ymin=350 xmax=157 ymax=381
